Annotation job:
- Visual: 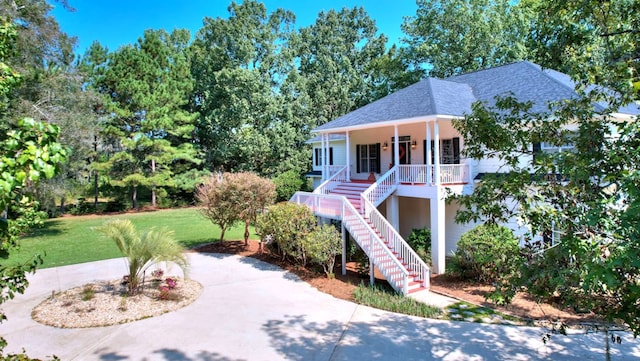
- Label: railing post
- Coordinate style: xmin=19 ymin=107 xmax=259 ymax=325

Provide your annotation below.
xmin=403 ymin=276 xmax=408 ymax=295
xmin=341 ymin=218 xmax=347 ymax=276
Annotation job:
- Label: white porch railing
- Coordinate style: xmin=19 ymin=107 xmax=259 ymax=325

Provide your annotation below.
xmin=290 ymin=191 xmax=415 ymax=294
xmin=397 ymin=164 xmax=470 ymax=185
xmin=326 ymin=165 xmax=345 ymax=178
xmin=314 ymin=165 xmax=348 ymax=195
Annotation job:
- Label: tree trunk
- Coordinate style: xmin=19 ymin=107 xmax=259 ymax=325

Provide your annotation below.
xmin=244 ymin=219 xmax=250 ymax=246
xmin=219 ymin=226 xmax=226 ymax=242
xmin=93 ymin=135 xmax=99 ymax=211
xmin=60 ymin=196 xmax=65 ymax=215
xmin=132 ymin=185 xmax=138 ymax=210
xmin=94 ymin=169 xmax=99 ymax=211
xmin=151 ymin=158 xmax=156 ymax=208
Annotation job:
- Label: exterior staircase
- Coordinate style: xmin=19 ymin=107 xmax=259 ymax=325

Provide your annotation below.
xmin=291 ymin=166 xmax=430 ymax=295
xmin=328 ymin=181 xmax=370 ymax=213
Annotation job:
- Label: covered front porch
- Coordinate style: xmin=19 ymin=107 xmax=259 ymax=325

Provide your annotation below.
xmin=315 ymin=117 xmax=473 ymax=194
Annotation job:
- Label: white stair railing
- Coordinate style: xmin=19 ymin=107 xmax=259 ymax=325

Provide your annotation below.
xmin=290 ymin=191 xmax=413 ymax=294
xmin=314 ymin=166 xmax=348 ymax=195
xmin=361 ymin=196 xmax=430 ymax=290
xmin=360 ymin=166 xmax=430 ymax=290
xmin=361 ymin=166 xmax=398 ymax=210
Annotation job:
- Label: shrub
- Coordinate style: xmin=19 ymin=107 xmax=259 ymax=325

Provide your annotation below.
xmin=272 ymin=170 xmax=304 ymax=202
xmin=196 ymin=172 xmax=275 ymax=243
xmin=303 ymin=224 xmax=342 ymax=277
xmin=256 ymin=202 xmax=316 ymax=264
xmin=195 ymin=173 xmax=244 ymax=242
xmin=104 ymin=198 xmax=126 ymax=213
xmin=407 ymin=228 xmax=431 ymax=264
xmin=450 ymin=224 xmax=522 ymax=284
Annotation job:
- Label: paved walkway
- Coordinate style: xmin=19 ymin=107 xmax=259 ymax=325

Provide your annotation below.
xmin=2 ymin=253 xmax=638 ymax=360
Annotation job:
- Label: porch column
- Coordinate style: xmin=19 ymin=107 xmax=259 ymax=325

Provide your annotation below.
xmin=433 ymin=120 xmax=441 ymax=185
xmin=341 ymin=220 xmax=347 ymax=276
xmin=426 ymin=121 xmax=432 ymax=185
xmin=320 ymin=133 xmax=326 ymax=181
xmin=386 ymin=194 xmax=399 ymax=231
xmin=430 ymin=190 xmax=446 ymax=274
xmin=345 ymin=131 xmax=351 ymax=181
xmin=323 ymin=133 xmax=329 ymax=181
xmin=394 ymin=125 xmax=399 ymax=166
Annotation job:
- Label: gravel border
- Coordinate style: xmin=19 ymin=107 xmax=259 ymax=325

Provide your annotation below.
xmin=31 ymin=277 xmax=203 ymax=328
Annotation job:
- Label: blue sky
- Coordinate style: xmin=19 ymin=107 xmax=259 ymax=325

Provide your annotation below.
xmin=52 ymin=1 xmax=418 ymax=56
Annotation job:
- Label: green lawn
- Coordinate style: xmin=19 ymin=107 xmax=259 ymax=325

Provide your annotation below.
xmin=6 ymin=207 xmax=255 ymax=269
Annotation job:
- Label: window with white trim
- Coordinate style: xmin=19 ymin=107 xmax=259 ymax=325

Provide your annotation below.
xmin=356 ymin=143 xmax=381 ymax=173
xmin=314 ymin=148 xmax=333 ymax=166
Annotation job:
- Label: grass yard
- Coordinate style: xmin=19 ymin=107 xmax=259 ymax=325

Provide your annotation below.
xmin=6 ymin=207 xmax=255 ymax=269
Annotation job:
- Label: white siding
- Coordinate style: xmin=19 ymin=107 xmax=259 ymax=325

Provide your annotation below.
xmin=311 ymin=140 xmax=347 ymax=172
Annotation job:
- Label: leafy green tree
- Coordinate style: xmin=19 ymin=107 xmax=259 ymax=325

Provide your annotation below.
xmin=190 ymin=1 xmax=298 ymax=175
xmin=401 ymin=0 xmax=530 ymax=77
xmin=97 ymin=219 xmax=188 ymax=295
xmin=451 ymin=0 xmax=640 ymax=335
xmin=294 ymin=6 xmax=388 ymax=123
xmin=522 ymin=0 xmax=639 ymax=101
xmin=0 ymin=20 xmax=67 ymax=359
xmin=0 ymin=1 xmax=97 ymax=216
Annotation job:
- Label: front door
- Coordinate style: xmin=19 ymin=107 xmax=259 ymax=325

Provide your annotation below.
xmin=391 ymin=136 xmax=411 ymax=165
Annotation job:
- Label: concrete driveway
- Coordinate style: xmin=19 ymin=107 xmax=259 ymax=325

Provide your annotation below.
xmin=2 ymin=253 xmax=638 ymax=360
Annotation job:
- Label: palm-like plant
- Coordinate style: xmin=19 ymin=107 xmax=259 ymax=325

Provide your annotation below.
xmin=97 ymin=219 xmax=188 ymax=295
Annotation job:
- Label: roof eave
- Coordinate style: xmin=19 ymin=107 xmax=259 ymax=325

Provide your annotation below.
xmin=312 ymin=114 xmax=463 ymax=134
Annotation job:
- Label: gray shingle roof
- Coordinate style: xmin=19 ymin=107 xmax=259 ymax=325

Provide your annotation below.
xmin=315 ymin=78 xmax=475 ymax=131
xmin=315 ymin=61 xmax=639 ymax=132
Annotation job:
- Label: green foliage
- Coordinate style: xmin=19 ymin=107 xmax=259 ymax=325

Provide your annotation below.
xmin=449 ymin=0 xmax=640 ymax=332
xmin=0 ymin=12 xmax=69 ymax=357
xmin=302 ymin=224 xmax=342 ymax=277
xmin=451 ymin=224 xmax=522 ymax=284
xmin=407 ymin=228 xmax=431 ymax=264
xmin=354 ymin=283 xmax=442 ymax=319
xmin=402 ymin=0 xmax=530 ymax=77
xmin=255 ymin=202 xmax=317 ymax=264
xmin=97 ymin=219 xmax=188 ymax=296
xmin=272 ymin=170 xmax=304 ymax=202
xmin=83 ymin=28 xmax=199 ymax=209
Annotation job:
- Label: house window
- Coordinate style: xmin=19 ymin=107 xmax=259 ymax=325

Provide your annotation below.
xmin=356 ymin=143 xmax=381 ymax=173
xmin=540 ymin=142 xmax=575 ymax=153
xmin=314 ymin=148 xmax=333 ymax=166
xmin=423 ymin=138 xmax=460 ymax=164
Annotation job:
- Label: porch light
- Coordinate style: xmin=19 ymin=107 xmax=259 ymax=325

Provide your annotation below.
xmin=411 ymin=140 xmax=417 ymax=149
xmin=383 ymin=141 xmax=388 ymax=151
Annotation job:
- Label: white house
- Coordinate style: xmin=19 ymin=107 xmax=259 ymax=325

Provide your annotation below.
xmin=291 ymin=61 xmax=639 ymax=295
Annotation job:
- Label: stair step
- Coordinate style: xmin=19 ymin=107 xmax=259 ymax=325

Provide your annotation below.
xmin=408 ymin=286 xmax=428 ymax=294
